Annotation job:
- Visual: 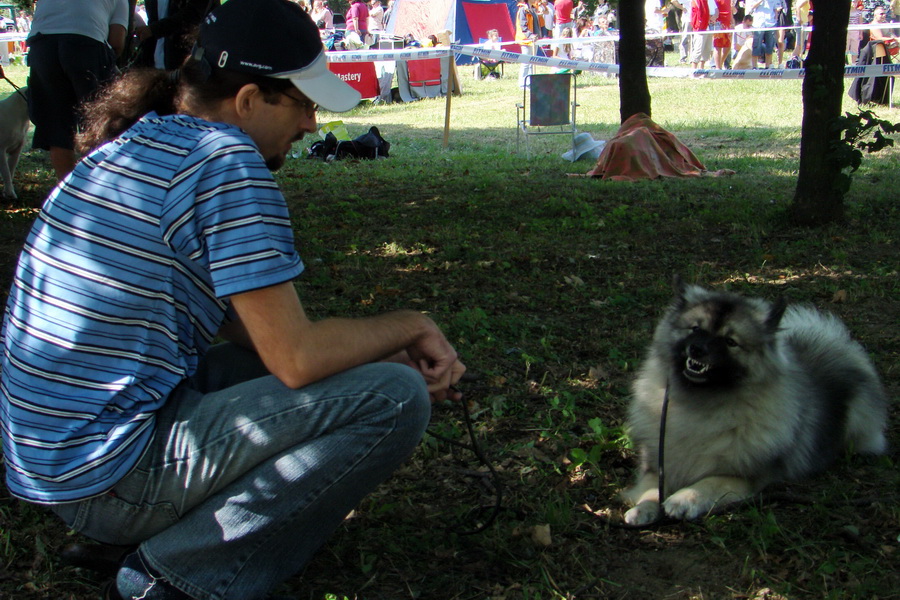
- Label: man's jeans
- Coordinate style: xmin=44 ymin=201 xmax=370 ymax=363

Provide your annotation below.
xmin=50 ymin=343 xmax=431 ymax=600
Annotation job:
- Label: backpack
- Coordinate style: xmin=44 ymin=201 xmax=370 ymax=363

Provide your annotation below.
xmin=307 ymin=127 xmax=391 ymax=161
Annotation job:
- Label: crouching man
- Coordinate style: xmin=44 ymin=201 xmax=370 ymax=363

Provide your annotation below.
xmin=0 ymin=1 xmax=465 ymax=599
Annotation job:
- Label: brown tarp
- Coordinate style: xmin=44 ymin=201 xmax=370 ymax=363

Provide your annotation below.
xmin=585 ymin=113 xmax=734 ymax=181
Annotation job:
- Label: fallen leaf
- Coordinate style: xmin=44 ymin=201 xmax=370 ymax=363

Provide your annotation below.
xmin=832 ymin=289 xmax=848 ymax=303
xmin=588 ymin=364 xmax=609 ymax=381
xmin=531 ymin=524 xmax=552 ymax=547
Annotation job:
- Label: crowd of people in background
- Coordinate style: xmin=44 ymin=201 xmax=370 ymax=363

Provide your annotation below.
xmin=13 ymin=0 xmax=900 ymax=184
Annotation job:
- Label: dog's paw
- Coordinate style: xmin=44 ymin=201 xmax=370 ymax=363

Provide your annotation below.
xmin=624 ymin=501 xmax=661 ymax=526
xmin=662 ymin=488 xmax=713 ymax=521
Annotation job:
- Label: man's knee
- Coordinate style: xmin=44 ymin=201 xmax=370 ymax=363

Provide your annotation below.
xmin=364 ymin=362 xmax=431 ymax=428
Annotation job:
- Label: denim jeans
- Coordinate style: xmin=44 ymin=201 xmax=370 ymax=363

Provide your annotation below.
xmin=50 ymin=343 xmax=431 ymax=600
xmin=752 ymin=30 xmax=776 ymax=58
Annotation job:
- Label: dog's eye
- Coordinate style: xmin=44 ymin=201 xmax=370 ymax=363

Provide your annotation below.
xmin=690 ymin=325 xmax=701 ymax=332
xmin=724 ymin=337 xmax=739 ymax=347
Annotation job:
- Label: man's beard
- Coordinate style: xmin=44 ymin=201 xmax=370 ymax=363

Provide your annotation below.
xmin=265 ymin=153 xmax=286 ymax=171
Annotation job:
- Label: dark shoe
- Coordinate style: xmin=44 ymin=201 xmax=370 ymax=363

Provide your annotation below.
xmin=61 ymin=542 xmax=134 ymax=577
xmin=102 ymin=580 xmax=123 ymax=600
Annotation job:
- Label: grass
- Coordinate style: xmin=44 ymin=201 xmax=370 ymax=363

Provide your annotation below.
xmin=1 ymin=58 xmax=899 ymax=599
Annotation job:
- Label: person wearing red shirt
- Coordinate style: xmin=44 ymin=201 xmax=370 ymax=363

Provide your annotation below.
xmin=555 ymin=0 xmax=574 ymax=36
xmin=347 ymin=0 xmax=369 ymax=34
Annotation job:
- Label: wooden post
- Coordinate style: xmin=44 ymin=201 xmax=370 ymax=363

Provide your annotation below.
xmin=442 ymin=54 xmax=459 ymax=149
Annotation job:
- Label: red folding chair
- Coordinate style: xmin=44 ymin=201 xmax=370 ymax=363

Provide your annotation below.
xmin=407 ymin=58 xmax=443 ymax=93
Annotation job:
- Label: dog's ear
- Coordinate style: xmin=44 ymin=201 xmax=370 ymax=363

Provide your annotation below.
xmin=765 ymin=297 xmax=788 ymax=332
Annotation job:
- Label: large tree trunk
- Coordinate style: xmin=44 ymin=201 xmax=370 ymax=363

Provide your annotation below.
xmin=792 ymin=2 xmax=851 ymax=225
xmin=618 ymin=0 xmax=652 ymax=122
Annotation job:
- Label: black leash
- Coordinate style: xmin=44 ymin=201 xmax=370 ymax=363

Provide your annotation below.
xmin=0 ymin=64 xmax=27 ymax=101
xmin=656 ymin=381 xmax=670 ymax=518
xmin=585 ymin=381 xmax=673 ymax=531
xmin=426 ymin=382 xmax=503 ymax=536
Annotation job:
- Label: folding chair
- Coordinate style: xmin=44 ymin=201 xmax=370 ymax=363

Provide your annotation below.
xmin=407 ymin=58 xmax=443 ymax=97
xmin=516 ymin=72 xmax=578 ymax=158
xmin=475 ymin=38 xmax=504 ymax=80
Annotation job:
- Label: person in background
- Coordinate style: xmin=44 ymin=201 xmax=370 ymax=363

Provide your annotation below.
xmin=553 ymin=25 xmax=575 ymax=59
xmin=2 ymin=1 xmax=464 ymax=599
xmin=383 ymin=0 xmax=395 ymax=29
xmin=670 ymin=0 xmax=692 ymax=63
xmin=347 ymin=0 xmax=369 ymax=37
xmin=711 ymin=0 xmax=731 ymax=69
xmin=791 ymin=0 xmax=811 ymax=62
xmin=515 ymin=0 xmax=540 ymax=86
xmin=590 ymin=12 xmax=616 ymax=76
xmin=862 ymin=0 xmax=892 ymax=22
xmin=849 ymin=0 xmax=864 ymax=62
xmin=311 ymin=0 xmax=334 ymax=33
xmin=868 ymin=5 xmax=894 ymax=40
xmin=368 ymin=0 xmax=385 ymax=34
xmin=134 ymin=0 xmax=217 ymax=70
xmin=731 ymin=12 xmax=754 ymax=68
xmin=478 ymin=28 xmax=503 ymax=79
xmin=556 ymin=0 xmax=575 ymax=37
xmin=645 ymin=0 xmax=668 ymax=31
xmin=15 ymin=13 xmax=30 ymax=32
xmin=544 ymin=0 xmax=557 ymax=38
xmin=25 ymin=0 xmax=128 ymax=181
xmin=689 ymin=0 xmax=717 ymax=70
xmin=748 ymin=0 xmax=786 ymax=69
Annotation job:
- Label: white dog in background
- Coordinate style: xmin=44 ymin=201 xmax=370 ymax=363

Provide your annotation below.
xmin=0 ymin=88 xmax=29 ymax=200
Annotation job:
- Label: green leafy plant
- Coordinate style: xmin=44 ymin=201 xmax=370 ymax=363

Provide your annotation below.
xmin=830 ymin=110 xmax=900 ymax=194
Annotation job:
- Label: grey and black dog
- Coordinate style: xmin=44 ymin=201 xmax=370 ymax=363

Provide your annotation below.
xmin=622 ymin=277 xmax=888 ymax=526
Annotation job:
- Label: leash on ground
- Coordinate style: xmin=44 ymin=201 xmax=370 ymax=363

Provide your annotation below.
xmin=425 ymin=374 xmax=504 ymax=536
xmin=0 ymin=65 xmax=27 ymax=101
xmin=581 ymin=382 xmax=676 ymax=531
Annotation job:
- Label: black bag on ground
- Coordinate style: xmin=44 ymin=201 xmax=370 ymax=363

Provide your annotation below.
xmin=308 ymin=127 xmax=390 ymax=160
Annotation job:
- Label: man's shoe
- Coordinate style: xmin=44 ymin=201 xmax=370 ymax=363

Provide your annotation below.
xmin=102 ymin=580 xmax=124 ymax=600
xmin=61 ymin=542 xmax=134 ymax=577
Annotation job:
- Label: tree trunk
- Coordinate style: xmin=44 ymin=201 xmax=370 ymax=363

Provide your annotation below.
xmin=792 ymin=2 xmax=851 ymax=225
xmin=618 ymin=0 xmax=652 ymax=122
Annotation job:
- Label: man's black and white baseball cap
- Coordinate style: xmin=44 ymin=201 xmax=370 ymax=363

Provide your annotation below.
xmin=197 ymin=0 xmax=360 ymax=112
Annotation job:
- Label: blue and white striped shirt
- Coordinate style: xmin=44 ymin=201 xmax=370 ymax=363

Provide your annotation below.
xmin=0 ymin=113 xmax=304 ymax=503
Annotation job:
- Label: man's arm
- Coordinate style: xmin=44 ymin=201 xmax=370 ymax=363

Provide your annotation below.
xmin=226 ymin=281 xmax=464 ymax=399
xmin=108 ymin=24 xmax=127 ymax=56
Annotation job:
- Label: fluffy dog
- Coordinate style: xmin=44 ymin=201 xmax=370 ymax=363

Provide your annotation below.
xmin=0 ymin=88 xmax=29 ymax=200
xmin=622 ymin=278 xmax=888 ymax=526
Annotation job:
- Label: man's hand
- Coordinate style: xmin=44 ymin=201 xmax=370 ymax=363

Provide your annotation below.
xmin=384 ymin=333 xmax=467 ymax=402
xmin=134 ymin=25 xmax=153 ymax=42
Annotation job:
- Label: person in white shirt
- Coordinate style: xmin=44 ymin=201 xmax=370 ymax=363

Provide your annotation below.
xmin=645 ymin=0 xmax=668 ymax=31
xmin=311 ymin=0 xmax=334 ymax=31
xmin=368 ymin=0 xmax=385 ymax=33
xmin=26 ymin=0 xmax=128 ymax=180
xmin=748 ymin=0 xmax=786 ymax=68
xmin=731 ymin=13 xmax=754 ymax=68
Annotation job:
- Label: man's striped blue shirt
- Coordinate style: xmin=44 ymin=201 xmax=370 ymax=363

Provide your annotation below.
xmin=0 ymin=113 xmax=303 ymax=503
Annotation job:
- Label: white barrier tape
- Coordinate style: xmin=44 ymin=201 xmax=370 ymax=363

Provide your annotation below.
xmin=452 ymin=43 xmax=619 ymax=74
xmin=451 ymin=43 xmax=900 ymax=80
xmin=320 ymin=42 xmax=898 ymax=80
xmin=325 ymin=47 xmax=452 ymax=63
